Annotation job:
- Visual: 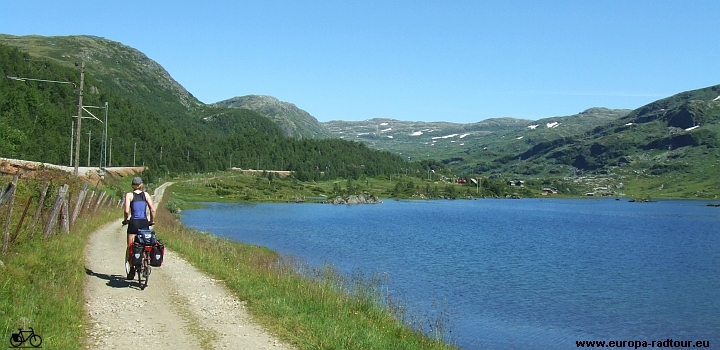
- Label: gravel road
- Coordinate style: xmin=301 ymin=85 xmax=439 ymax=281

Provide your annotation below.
xmin=84 ymin=183 xmax=293 ymax=349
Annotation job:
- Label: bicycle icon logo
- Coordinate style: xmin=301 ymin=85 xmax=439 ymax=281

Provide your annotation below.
xmin=9 ymin=328 xmax=42 ymax=348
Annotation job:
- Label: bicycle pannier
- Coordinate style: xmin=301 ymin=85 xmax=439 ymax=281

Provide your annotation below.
xmin=150 ymin=242 xmax=165 ymax=267
xmin=132 ymin=243 xmax=144 ymax=266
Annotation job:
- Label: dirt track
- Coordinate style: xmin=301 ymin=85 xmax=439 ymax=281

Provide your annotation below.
xmin=83 ymin=183 xmax=293 ymax=349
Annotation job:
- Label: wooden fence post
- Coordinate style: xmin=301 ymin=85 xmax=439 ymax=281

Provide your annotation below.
xmin=1 ymin=175 xmax=19 ymax=254
xmin=28 ymin=182 xmax=50 ymax=238
xmin=93 ymin=191 xmax=106 ymax=212
xmin=0 ymin=176 xmax=17 ymax=208
xmin=43 ymin=184 xmax=69 ymax=237
xmin=71 ymin=183 xmax=89 ymax=227
xmin=10 ymin=197 xmax=33 ymax=243
xmin=85 ymin=191 xmax=95 ymax=212
xmin=60 ymin=196 xmax=69 ymax=234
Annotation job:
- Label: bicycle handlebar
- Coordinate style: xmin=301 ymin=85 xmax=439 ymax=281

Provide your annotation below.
xmin=122 ymin=220 xmax=154 ymax=226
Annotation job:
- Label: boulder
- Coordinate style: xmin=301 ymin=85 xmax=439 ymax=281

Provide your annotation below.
xmin=346 ymin=193 xmax=382 ymax=204
xmin=331 ymin=193 xmax=382 ymax=204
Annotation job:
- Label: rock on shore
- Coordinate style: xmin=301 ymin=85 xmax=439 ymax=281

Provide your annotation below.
xmin=331 ymin=193 xmax=382 ymax=204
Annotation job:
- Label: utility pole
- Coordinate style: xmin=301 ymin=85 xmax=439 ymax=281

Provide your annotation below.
xmin=87 ymin=130 xmax=91 ymax=167
xmin=103 ymin=101 xmax=108 ymax=168
xmin=74 ymin=62 xmax=85 ymax=177
xmin=133 ymin=142 xmax=137 ymax=166
xmin=82 ymin=102 xmax=108 ymax=168
xmin=69 ymin=121 xmax=74 ymax=166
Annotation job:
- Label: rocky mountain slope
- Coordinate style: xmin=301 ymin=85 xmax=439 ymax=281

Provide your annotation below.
xmin=213 ymin=95 xmax=332 ymax=139
xmin=511 ymin=84 xmax=720 ymax=172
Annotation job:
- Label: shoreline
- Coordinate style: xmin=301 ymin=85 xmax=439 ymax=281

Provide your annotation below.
xmin=157 ymin=182 xmax=457 ymax=349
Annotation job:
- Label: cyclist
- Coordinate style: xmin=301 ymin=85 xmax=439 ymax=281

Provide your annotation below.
xmin=123 ymin=176 xmax=156 ymax=279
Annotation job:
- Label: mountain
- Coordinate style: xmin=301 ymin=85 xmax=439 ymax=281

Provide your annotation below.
xmin=323 ymin=108 xmax=631 ymax=163
xmin=5 ymin=33 xmax=720 ymax=198
xmin=0 ymin=39 xmax=417 ymax=180
xmin=0 ymin=35 xmax=332 ymax=140
xmin=0 ymin=34 xmax=201 ymax=119
xmin=460 ymin=84 xmax=720 ymax=198
xmin=213 ymin=95 xmax=332 ymax=139
xmin=322 ymin=117 xmax=530 ymax=162
xmin=507 ymin=84 xmax=720 ymax=172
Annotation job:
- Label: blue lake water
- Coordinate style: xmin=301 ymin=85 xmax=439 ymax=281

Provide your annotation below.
xmin=180 ymin=198 xmax=720 ymax=349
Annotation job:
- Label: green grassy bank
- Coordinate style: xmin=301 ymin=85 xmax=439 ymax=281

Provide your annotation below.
xmin=0 ymin=206 xmax=116 ymax=348
xmin=165 ymin=170 xmax=571 ymax=203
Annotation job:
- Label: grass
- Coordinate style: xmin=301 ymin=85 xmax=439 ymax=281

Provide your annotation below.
xmin=166 ymin=171 xmax=534 ymax=205
xmin=0 ymin=207 xmax=117 ymax=349
xmin=0 ymin=171 xmax=122 ymax=349
xmin=615 ymin=151 xmax=720 ymax=201
xmin=167 ymin=171 xmax=402 ymax=203
xmin=155 ymin=190 xmax=457 ymax=349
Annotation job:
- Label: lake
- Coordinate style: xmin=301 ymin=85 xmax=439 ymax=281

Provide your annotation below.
xmin=180 ymin=198 xmax=720 ymax=349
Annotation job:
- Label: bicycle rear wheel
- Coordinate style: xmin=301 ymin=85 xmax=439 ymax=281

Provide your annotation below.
xmin=29 ymin=334 xmax=42 ymax=347
xmin=137 ymin=264 xmax=144 ymax=289
xmin=125 ymin=247 xmax=136 ymax=279
xmin=141 ymin=259 xmax=150 ymax=289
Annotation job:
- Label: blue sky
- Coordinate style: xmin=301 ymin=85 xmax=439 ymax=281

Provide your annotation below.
xmin=2 ymin=1 xmax=718 ymax=123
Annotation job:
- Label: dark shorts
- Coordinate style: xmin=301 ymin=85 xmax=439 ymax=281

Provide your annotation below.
xmin=127 ymin=218 xmax=150 ymax=235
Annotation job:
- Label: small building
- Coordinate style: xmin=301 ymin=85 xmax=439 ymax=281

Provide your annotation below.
xmin=542 ymin=187 xmax=558 ymax=195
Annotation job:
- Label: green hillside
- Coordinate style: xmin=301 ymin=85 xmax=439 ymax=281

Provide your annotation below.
xmin=323 ymin=108 xmax=630 ymax=169
xmin=0 ymin=34 xmax=200 ymax=118
xmin=0 ymin=41 xmax=420 ymax=181
xmin=512 ymin=85 xmax=720 ymax=172
xmin=470 ymin=85 xmax=720 ymax=198
xmin=321 ymin=85 xmax=720 ymax=199
xmin=3 ymin=33 xmax=719 ymax=199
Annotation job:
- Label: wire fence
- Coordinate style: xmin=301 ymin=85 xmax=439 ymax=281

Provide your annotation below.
xmin=1 ymin=174 xmax=120 ymax=254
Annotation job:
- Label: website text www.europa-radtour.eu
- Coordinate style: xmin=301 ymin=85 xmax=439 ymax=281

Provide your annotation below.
xmin=575 ymin=339 xmax=710 ymax=348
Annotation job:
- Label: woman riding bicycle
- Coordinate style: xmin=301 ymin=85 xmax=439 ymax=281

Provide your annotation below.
xmin=123 ymin=177 xmax=156 ymax=278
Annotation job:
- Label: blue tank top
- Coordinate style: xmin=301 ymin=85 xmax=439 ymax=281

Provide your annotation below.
xmin=130 ymin=191 xmax=147 ymax=220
